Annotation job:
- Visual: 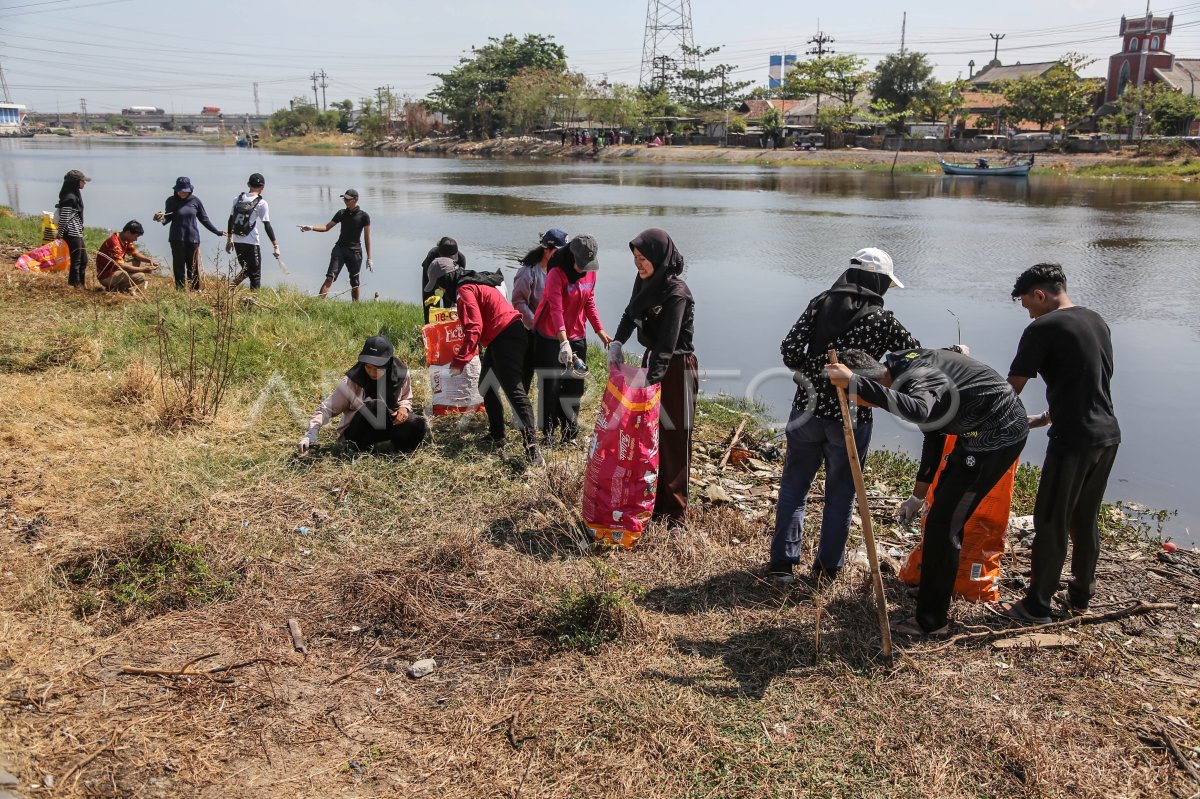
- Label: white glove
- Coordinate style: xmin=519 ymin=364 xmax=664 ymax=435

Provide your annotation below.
xmin=297 ymin=437 xmax=311 ymax=454
xmin=366 ymin=258 xmax=375 ymax=272
xmin=948 ymin=343 xmax=970 ymax=356
xmin=607 ymin=341 xmax=623 ymax=366
xmin=899 ymin=494 xmax=927 ymax=524
xmin=558 ymin=340 xmax=573 ymax=366
xmin=273 ymin=244 xmax=281 ymax=257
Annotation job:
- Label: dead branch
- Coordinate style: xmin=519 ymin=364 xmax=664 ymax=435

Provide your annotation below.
xmin=61 ymin=729 xmax=119 ymax=788
xmin=1156 ymin=721 xmax=1200 ymax=786
xmin=287 ymin=618 xmax=309 ymax=655
xmin=718 ymin=419 xmax=747 ymax=472
xmin=506 ymin=692 xmax=536 ymax=750
xmin=925 ymin=601 xmax=1178 ymax=653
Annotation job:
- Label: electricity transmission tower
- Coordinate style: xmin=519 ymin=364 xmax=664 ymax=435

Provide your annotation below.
xmin=0 ymin=62 xmax=13 ymax=104
xmin=639 ymin=0 xmax=697 ymax=91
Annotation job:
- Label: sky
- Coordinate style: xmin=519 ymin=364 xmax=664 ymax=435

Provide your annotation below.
xmin=2 ymin=0 xmax=1199 ymax=114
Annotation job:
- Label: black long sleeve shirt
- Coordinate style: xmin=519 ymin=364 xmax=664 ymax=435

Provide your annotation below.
xmin=614 ymin=276 xmax=694 ymax=385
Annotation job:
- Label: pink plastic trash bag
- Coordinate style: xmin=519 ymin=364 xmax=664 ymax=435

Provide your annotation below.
xmin=582 ymin=364 xmax=661 ymax=548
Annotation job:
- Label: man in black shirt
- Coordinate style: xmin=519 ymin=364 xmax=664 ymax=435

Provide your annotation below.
xmin=300 ymin=188 xmax=373 ymax=302
xmin=827 ymin=348 xmax=1028 ymax=636
xmin=420 ymin=236 xmax=466 ymax=322
xmin=1003 ymin=263 xmax=1120 ymax=623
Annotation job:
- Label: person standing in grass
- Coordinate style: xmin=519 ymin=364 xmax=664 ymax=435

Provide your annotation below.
xmin=532 ymin=235 xmax=612 ymax=446
xmin=608 ymin=228 xmax=697 ymax=530
xmin=55 ymin=169 xmax=90 ymax=287
xmin=226 ymin=172 xmax=279 ymax=290
xmin=514 ymin=228 xmax=567 ymax=389
xmin=298 ymin=335 xmax=427 ymax=454
xmin=424 ymin=257 xmax=545 ymax=468
xmin=421 ymin=236 xmax=465 ymax=321
xmin=999 ymin=264 xmax=1121 ymax=624
xmin=300 ymin=188 xmax=372 ymax=302
xmin=766 ymin=248 xmax=919 ymax=587
xmin=158 ymin=177 xmax=225 ymax=290
xmin=95 ymin=221 xmax=156 ymax=292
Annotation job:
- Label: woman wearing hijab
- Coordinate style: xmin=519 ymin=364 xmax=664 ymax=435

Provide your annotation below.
xmin=159 ymin=176 xmax=224 ymax=290
xmin=55 ymin=169 xmax=90 ymax=287
xmin=608 ymin=228 xmax=697 ymax=529
xmin=420 ymin=236 xmax=466 ymax=322
xmin=766 ymin=248 xmax=919 ymax=586
xmin=298 ymin=335 xmax=427 ymax=454
xmin=532 ymin=235 xmax=613 ymax=446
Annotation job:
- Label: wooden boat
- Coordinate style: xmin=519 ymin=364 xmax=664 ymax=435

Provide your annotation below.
xmin=937 ymin=154 xmax=1033 ymax=176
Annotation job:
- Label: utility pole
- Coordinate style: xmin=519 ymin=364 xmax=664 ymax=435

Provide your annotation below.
xmin=990 ymin=33 xmax=1006 ymax=65
xmin=900 ymin=12 xmax=907 ymax=56
xmin=375 ymin=85 xmax=394 ymax=135
xmin=310 ymin=72 xmax=320 ymax=108
xmin=806 ymin=30 xmax=836 ymax=118
xmin=318 ymin=69 xmax=328 ymax=111
xmin=253 ymin=82 xmax=260 ymax=116
xmin=79 ymin=98 xmax=87 ymax=131
xmin=652 ymin=54 xmax=674 ymax=93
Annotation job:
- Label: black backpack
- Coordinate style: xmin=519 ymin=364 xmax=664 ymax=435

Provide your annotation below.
xmin=230 ymin=194 xmax=263 ymax=237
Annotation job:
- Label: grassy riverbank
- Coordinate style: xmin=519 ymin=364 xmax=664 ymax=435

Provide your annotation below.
xmin=260 ymin=132 xmax=1200 ymax=180
xmin=1 ymin=210 xmax=1198 ymax=798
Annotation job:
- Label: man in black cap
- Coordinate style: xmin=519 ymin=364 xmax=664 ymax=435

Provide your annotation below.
xmin=300 ymin=188 xmax=372 ymax=301
xmin=298 ymin=335 xmax=426 ymax=453
xmin=826 ymin=347 xmax=1028 ymax=637
xmin=226 ymin=172 xmax=279 ymax=290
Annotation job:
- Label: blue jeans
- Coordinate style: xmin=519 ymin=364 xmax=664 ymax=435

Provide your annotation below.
xmin=770 ymin=411 xmax=872 ymax=572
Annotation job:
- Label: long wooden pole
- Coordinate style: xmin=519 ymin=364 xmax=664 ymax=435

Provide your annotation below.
xmin=829 ymin=349 xmax=893 ymax=660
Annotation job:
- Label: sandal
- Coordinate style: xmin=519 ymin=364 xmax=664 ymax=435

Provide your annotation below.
xmin=993 ymin=600 xmax=1052 ymax=625
xmin=891 ymin=616 xmax=950 ymax=639
xmin=1052 ymin=589 xmax=1088 ymax=617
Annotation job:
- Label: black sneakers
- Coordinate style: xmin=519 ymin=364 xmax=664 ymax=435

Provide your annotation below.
xmin=527 ymin=443 xmax=546 ymax=467
xmin=765 ymin=561 xmax=795 ymax=586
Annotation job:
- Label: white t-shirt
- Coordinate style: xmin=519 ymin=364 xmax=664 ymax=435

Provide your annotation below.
xmin=230 ymin=192 xmax=271 ymax=246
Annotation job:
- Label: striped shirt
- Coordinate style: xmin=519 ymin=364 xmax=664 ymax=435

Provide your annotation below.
xmin=55 ymin=196 xmax=84 ymax=237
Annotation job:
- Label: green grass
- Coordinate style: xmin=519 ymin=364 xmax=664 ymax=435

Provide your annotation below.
xmin=1070 ymin=157 xmax=1200 ymax=179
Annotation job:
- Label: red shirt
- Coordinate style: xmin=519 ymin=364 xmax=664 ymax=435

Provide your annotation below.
xmin=96 ymin=232 xmax=138 ymax=281
xmin=451 ymin=283 xmax=522 ymax=371
xmin=534 ymin=268 xmax=604 ymax=340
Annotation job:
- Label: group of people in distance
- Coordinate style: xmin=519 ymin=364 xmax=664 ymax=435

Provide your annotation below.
xmin=54 ymin=166 xmax=1118 ymax=637
xmin=303 ymin=226 xmax=698 ymax=530
xmin=770 ymin=254 xmax=1119 ymax=638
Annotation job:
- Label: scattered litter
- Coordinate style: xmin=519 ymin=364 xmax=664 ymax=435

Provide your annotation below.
xmin=295 ymin=526 xmax=310 ymax=536
xmin=704 ymin=484 xmax=732 ymax=504
xmin=993 ymin=634 xmax=1079 ymax=650
xmin=407 ymin=658 xmax=437 ymax=679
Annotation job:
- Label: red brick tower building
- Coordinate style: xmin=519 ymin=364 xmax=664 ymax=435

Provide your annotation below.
xmin=1105 ymin=12 xmax=1175 ymax=102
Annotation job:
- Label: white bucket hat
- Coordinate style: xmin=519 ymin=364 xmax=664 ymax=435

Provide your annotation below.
xmin=849 ymin=247 xmax=904 ymax=288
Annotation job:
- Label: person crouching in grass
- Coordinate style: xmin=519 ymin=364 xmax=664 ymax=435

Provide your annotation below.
xmin=298 ymin=335 xmax=427 ymax=455
xmin=95 ymin=221 xmax=157 ymax=292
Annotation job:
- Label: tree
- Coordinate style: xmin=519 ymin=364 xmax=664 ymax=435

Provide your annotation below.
xmin=331 ymin=99 xmax=355 ymax=133
xmin=1117 ymin=82 xmax=1200 ymax=136
xmin=727 ymin=116 xmax=747 ymax=134
xmin=506 ymin=67 xmax=581 ymax=133
xmin=996 ymin=53 xmax=1102 ymax=130
xmin=917 ymin=79 xmax=970 ymax=124
xmin=870 ymin=51 xmax=936 ymax=132
xmin=673 ymin=44 xmax=753 ymax=111
xmin=427 ymin=34 xmax=567 ymax=137
xmin=783 ymin=53 xmax=870 ymax=130
xmin=759 ymin=106 xmax=783 ymax=143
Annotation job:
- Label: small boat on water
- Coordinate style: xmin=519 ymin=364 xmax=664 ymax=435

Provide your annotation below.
xmin=937 ymin=154 xmax=1034 ymax=177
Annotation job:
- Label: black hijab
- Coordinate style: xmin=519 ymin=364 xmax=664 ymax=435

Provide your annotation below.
xmin=807 ymin=268 xmax=893 ymax=355
xmin=624 ymin=228 xmax=686 ymax=322
xmin=345 ymin=357 xmax=408 ymax=411
xmin=548 ymin=245 xmax=584 ymax=284
xmin=56 ymin=176 xmax=84 ymax=222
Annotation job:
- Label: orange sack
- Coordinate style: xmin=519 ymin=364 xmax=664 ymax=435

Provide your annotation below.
xmin=898 ymin=435 xmax=1017 ymax=602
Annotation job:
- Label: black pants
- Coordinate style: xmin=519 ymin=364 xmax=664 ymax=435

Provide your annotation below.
xmin=650 ymin=352 xmax=699 ymax=524
xmin=232 ymin=243 xmax=262 ymax=289
xmin=916 ymin=437 xmax=1026 ymax=632
xmin=480 ymin=319 xmax=537 ymax=444
xmin=1024 ymin=444 xmax=1119 ymax=616
xmin=64 ymin=233 xmax=87 ymax=286
xmin=342 ymin=399 xmax=428 ymax=453
xmin=534 ymin=335 xmax=586 ymax=437
xmin=170 ymin=241 xmax=200 ymax=290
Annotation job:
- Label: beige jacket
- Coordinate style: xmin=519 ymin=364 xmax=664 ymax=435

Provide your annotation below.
xmin=305 ymin=374 xmax=414 ymax=444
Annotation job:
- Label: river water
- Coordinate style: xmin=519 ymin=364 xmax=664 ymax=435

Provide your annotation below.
xmin=4 ymin=137 xmax=1199 ymax=541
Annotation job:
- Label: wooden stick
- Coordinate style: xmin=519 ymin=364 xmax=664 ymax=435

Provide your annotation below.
xmin=1156 ymin=720 xmax=1200 ymax=786
xmin=718 ymin=419 xmax=748 ymax=472
xmin=926 ymin=600 xmax=1178 ymax=652
xmin=287 ymin=618 xmax=309 ymax=655
xmin=829 ymin=349 xmax=892 ymax=661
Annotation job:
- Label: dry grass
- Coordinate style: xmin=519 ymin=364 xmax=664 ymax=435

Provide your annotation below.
xmin=0 ymin=268 xmax=1197 ymax=798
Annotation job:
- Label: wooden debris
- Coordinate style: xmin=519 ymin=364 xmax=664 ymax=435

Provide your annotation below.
xmin=992 ymin=633 xmax=1079 ymax=650
xmin=287 ymin=618 xmax=309 ymax=655
xmin=717 ymin=420 xmax=747 ymax=472
xmin=927 ymin=601 xmax=1179 ymax=652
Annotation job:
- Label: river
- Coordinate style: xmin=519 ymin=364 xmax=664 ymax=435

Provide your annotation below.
xmin=4 ymin=137 xmax=1199 ymax=541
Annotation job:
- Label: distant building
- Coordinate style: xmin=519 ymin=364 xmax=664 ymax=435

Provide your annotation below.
xmin=0 ymin=102 xmax=27 ymax=135
xmin=969 ymin=62 xmax=1062 ymax=90
xmin=1104 ymin=12 xmax=1199 ymax=105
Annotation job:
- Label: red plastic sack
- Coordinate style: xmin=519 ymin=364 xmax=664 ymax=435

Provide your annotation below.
xmin=15 ymin=239 xmax=70 ymax=273
xmin=582 ymin=365 xmax=661 ymax=548
xmin=898 ymin=435 xmax=1018 ymax=602
xmin=422 ymin=315 xmax=483 ymax=416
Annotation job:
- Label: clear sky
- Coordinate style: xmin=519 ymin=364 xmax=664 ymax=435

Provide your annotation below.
xmin=2 ymin=0 xmax=1198 ymax=114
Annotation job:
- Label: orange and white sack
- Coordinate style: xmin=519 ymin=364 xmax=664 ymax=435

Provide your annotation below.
xmin=15 ymin=239 xmax=70 ymax=273
xmin=422 ymin=312 xmax=483 ymax=416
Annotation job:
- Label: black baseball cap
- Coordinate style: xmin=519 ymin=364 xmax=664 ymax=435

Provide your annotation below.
xmin=357 ymin=335 xmax=393 ymax=366
xmin=340 ymin=188 xmax=359 ymax=199
xmin=248 ymin=173 xmax=265 ymax=187
xmin=569 ymin=234 xmax=599 ymax=272
xmin=65 ymin=169 xmax=91 ymax=183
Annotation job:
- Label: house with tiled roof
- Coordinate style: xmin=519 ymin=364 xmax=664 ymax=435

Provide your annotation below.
xmin=1102 ymin=12 xmax=1199 ymax=133
xmin=969 ymin=62 xmax=1062 ymax=89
